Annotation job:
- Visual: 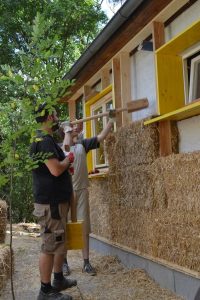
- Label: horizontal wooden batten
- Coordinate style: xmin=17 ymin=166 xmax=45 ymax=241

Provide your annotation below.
xmin=144 ymin=99 xmax=200 ymax=125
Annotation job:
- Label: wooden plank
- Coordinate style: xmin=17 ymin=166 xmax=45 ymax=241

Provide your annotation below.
xmin=153 ymin=21 xmax=172 ymax=156
xmin=152 ymin=21 xmax=165 ymax=51
xmin=71 ymin=99 xmax=149 ymax=125
xmin=159 ymin=120 xmax=172 ymax=157
xmin=83 ymin=85 xmax=92 ymax=100
xmin=156 ymin=53 xmax=185 ymax=115
xmin=68 ymin=100 xmax=76 ymax=121
xmin=101 ymin=68 xmax=110 ymax=90
xmin=112 ymin=57 xmax=122 ymax=127
xmin=120 ymin=52 xmax=132 ymax=125
xmin=127 ymin=98 xmax=149 ymax=113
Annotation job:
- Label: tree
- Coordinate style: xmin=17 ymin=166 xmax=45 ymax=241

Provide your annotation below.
xmin=0 ymin=0 xmax=108 ymax=221
xmin=0 ymin=0 xmax=107 ymax=69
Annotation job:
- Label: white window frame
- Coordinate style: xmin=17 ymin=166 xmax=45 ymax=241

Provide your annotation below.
xmin=90 ymin=95 xmax=113 ymax=169
xmin=182 ymin=42 xmax=200 ymax=104
xmin=188 ymin=54 xmax=200 ymax=102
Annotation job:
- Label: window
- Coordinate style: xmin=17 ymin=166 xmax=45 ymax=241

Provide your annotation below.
xmin=91 ymin=98 xmax=113 ymax=168
xmin=183 ymin=47 xmax=200 ymax=104
xmin=188 ymin=53 xmax=200 ymax=102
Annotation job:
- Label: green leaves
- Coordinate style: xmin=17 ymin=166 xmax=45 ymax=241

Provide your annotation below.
xmin=0 ymin=0 xmax=107 ymax=222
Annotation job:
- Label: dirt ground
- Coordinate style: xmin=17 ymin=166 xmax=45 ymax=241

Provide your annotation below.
xmin=0 ymin=224 xmax=183 ymax=300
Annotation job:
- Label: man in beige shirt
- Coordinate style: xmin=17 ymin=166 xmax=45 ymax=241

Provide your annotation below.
xmin=61 ymin=111 xmax=116 ymax=276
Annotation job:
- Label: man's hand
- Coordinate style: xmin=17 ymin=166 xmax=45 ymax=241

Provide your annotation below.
xmin=108 ymin=108 xmax=116 ymax=123
xmin=67 ymin=152 xmax=74 ymax=164
xmin=60 ymin=121 xmax=73 ymax=133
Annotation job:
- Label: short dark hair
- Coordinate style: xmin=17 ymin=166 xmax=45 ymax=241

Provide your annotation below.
xmin=34 ymin=103 xmax=49 ymax=123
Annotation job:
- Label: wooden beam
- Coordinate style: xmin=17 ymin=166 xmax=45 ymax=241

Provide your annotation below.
xmin=112 ymin=58 xmax=122 ymax=127
xmin=127 ymin=98 xmax=148 ymax=112
xmin=152 ymin=21 xmax=165 ymax=51
xmin=85 ymin=90 xmax=99 ymax=102
xmin=101 ymin=68 xmax=110 ymax=90
xmin=159 ymin=120 xmax=172 ymax=156
xmin=68 ymin=100 xmax=76 ymax=121
xmin=120 ymin=52 xmax=132 ymax=125
xmin=83 ymin=85 xmax=92 ymax=101
xmin=71 ymin=98 xmax=149 ymax=125
xmin=153 ymin=21 xmax=172 ymax=156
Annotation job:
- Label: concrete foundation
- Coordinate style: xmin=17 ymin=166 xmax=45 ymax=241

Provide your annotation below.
xmin=90 ymin=235 xmax=200 ymax=300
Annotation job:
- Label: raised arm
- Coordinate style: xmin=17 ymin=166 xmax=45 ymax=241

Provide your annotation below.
xmin=97 ymin=109 xmax=116 ymax=142
xmin=97 ymin=120 xmax=114 ymax=142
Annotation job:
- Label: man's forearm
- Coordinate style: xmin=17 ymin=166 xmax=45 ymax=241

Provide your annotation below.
xmin=62 ymin=132 xmax=72 ymax=152
xmin=97 ymin=120 xmax=113 ymax=142
xmin=45 ymin=156 xmax=71 ymax=177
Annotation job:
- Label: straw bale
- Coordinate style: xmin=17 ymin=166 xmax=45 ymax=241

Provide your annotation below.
xmin=0 ymin=245 xmax=11 ymax=291
xmin=107 ymin=163 xmax=167 ymax=209
xmin=0 ymin=200 xmax=7 ymax=243
xmin=89 ymin=178 xmax=113 ymax=240
xmin=90 ymin=176 xmax=200 ymax=272
xmin=105 ymin=120 xmax=178 ymax=174
xmin=150 ymin=209 xmax=200 ymax=271
xmin=106 ymin=121 xmax=159 ymax=173
xmin=157 ymin=152 xmax=200 ymax=210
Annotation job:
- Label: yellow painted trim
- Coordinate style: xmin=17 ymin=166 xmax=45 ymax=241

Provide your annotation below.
xmin=85 ymin=85 xmax=112 ymax=107
xmin=156 ymin=54 xmax=185 ymax=114
xmin=85 ymin=85 xmax=112 ymax=172
xmin=156 ymin=19 xmax=200 ymax=55
xmin=155 ymin=19 xmax=200 ymax=116
xmin=144 ymin=99 xmax=200 ymax=125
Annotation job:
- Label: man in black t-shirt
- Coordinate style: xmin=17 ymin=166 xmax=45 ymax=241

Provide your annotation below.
xmin=30 ymin=104 xmax=77 ymax=300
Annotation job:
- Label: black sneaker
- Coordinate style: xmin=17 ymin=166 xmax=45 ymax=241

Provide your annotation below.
xmin=63 ymin=262 xmax=71 ymax=276
xmin=37 ymin=289 xmax=72 ymax=300
xmin=82 ymin=263 xmax=96 ymax=276
xmin=52 ymin=277 xmax=77 ymax=292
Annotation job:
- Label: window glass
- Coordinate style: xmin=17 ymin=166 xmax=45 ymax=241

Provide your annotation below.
xmin=184 ymin=50 xmax=200 ymax=103
xmin=91 ymin=96 xmax=113 ymax=168
xmin=93 ymin=106 xmax=105 ymax=166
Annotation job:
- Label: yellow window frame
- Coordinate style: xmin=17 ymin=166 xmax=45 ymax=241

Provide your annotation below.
xmin=145 ymin=19 xmax=200 ymax=125
xmin=85 ymin=84 xmax=112 ymax=172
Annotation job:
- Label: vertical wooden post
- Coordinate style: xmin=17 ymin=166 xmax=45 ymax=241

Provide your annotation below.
xmin=112 ymin=57 xmax=122 ymax=127
xmin=68 ymin=100 xmax=76 ymax=121
xmin=120 ymin=52 xmax=132 ymax=125
xmin=153 ymin=21 xmax=172 ymax=156
xmin=83 ymin=85 xmax=92 ymax=100
xmin=101 ymin=68 xmax=110 ymax=90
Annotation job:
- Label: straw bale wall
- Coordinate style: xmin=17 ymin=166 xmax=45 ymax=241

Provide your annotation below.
xmin=0 ymin=245 xmax=11 ymax=291
xmin=0 ymin=200 xmax=7 ymax=243
xmin=89 ymin=120 xmax=200 ymax=272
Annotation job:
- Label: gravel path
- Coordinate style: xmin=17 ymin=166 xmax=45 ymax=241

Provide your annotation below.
xmin=0 ymin=224 xmax=184 ymax=300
